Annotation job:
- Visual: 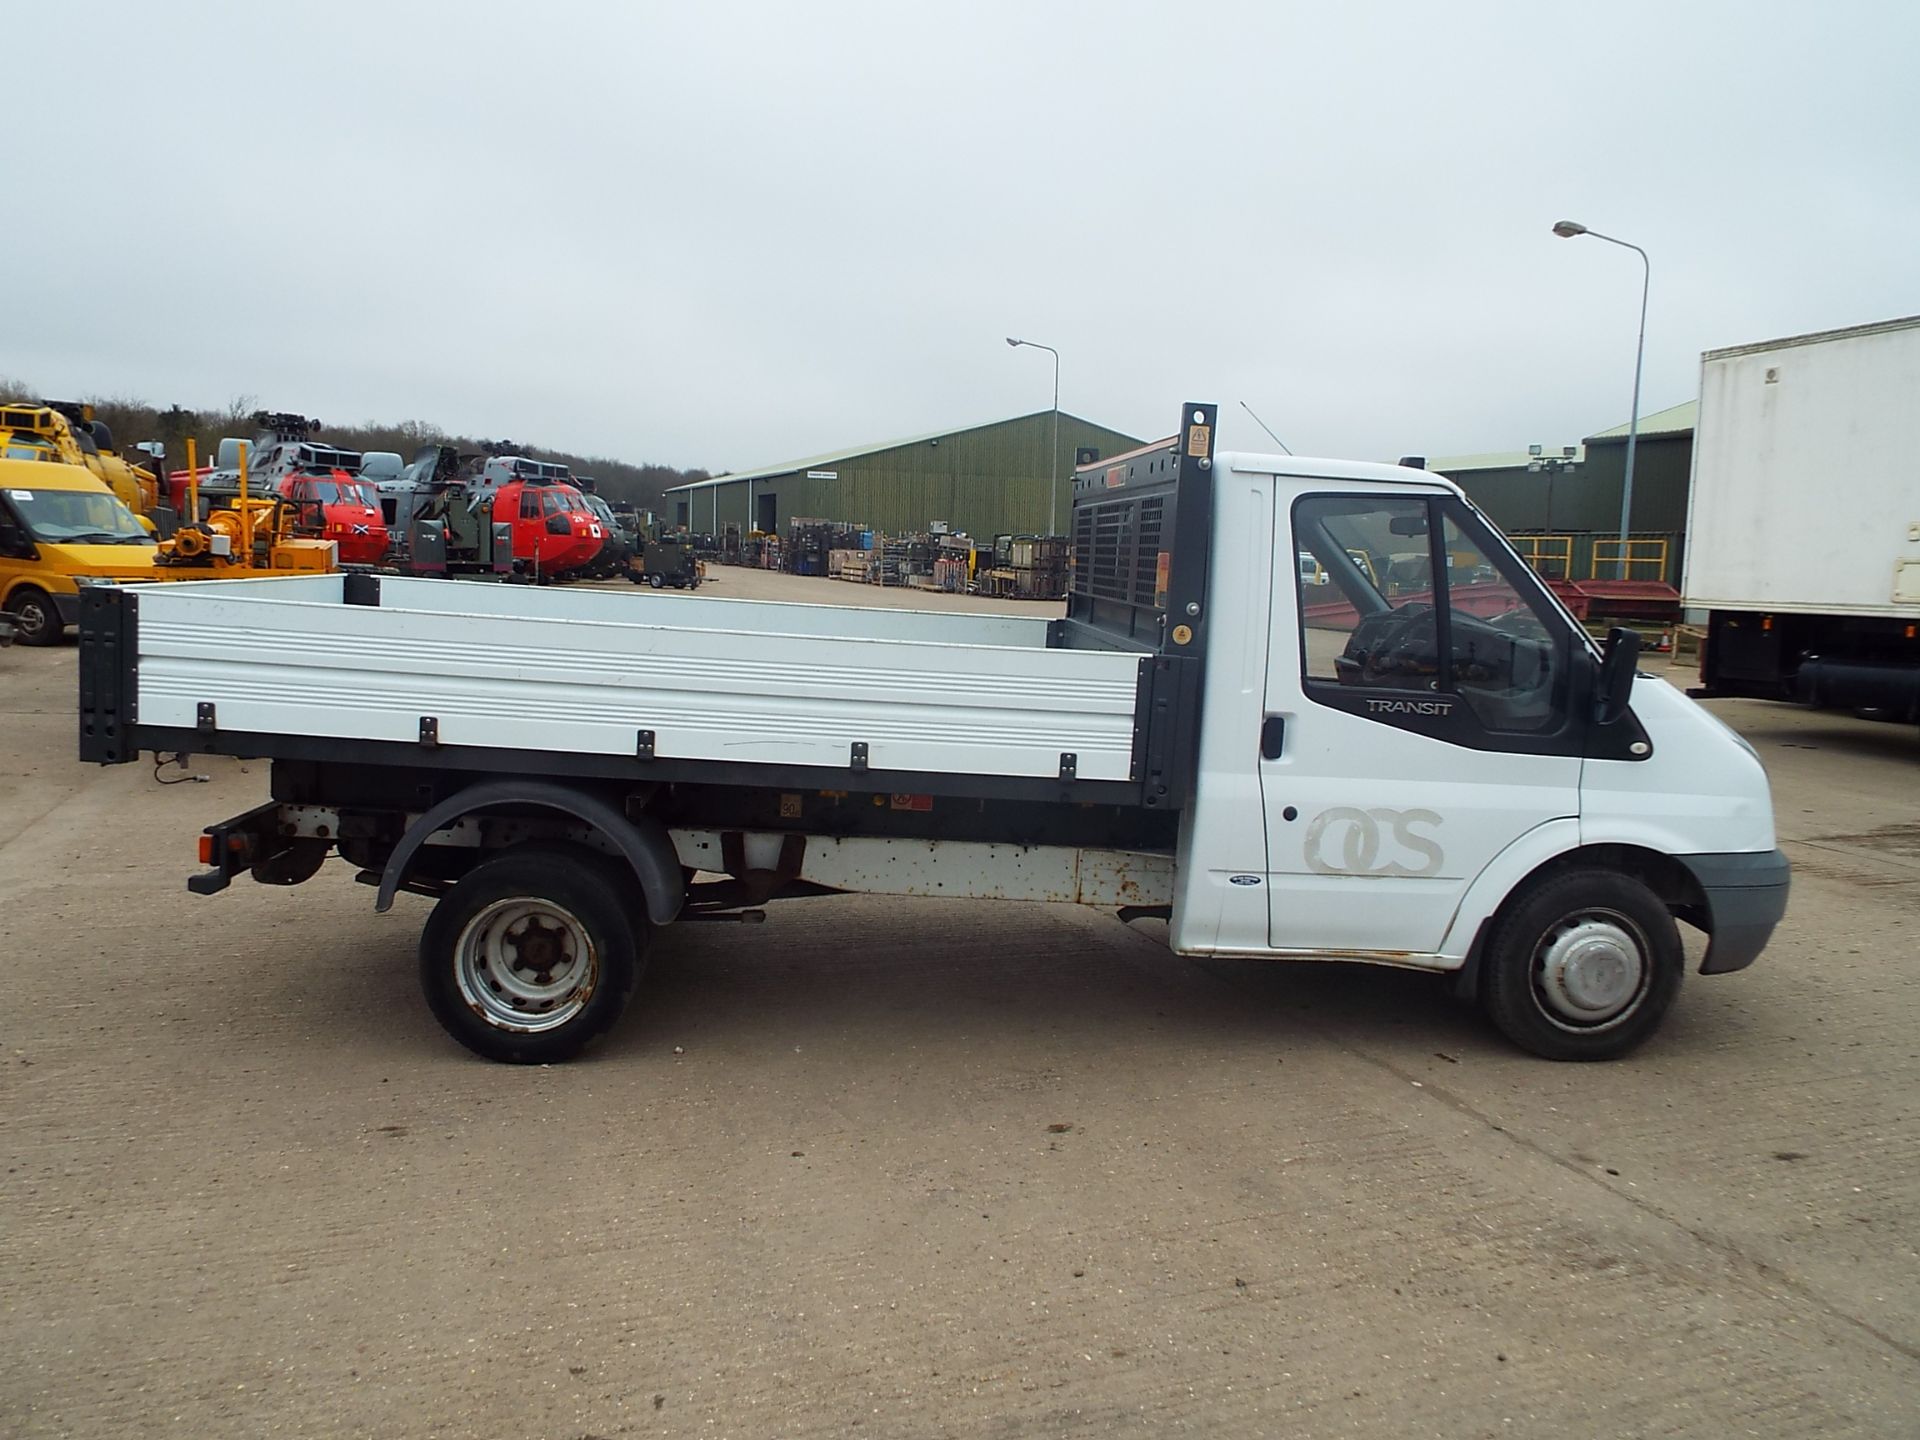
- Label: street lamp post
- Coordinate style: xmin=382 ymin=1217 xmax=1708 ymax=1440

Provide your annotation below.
xmin=1006 ymin=337 xmax=1061 ymax=535
xmin=1553 ymin=220 xmax=1650 ymax=579
xmin=1526 ymin=443 xmax=1580 ymax=541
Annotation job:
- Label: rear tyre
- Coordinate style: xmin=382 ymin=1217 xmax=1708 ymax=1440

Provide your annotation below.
xmin=6 ymin=587 xmax=63 ymax=646
xmin=1480 ymin=868 xmax=1683 ymax=1061
xmin=419 ymin=843 xmax=644 ymax=1063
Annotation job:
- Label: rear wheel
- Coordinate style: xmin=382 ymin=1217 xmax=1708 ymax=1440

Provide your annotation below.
xmin=419 ymin=843 xmax=644 ymax=1063
xmin=5 ymin=587 xmax=63 ymax=646
xmin=1480 ymin=868 xmax=1683 ymax=1061
xmin=648 ymin=572 xmax=665 ymax=589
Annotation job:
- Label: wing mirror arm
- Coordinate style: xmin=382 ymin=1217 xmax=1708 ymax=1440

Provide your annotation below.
xmin=1593 ymin=626 xmax=1642 ymax=725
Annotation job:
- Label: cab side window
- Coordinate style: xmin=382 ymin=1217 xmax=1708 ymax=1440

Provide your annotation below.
xmin=1294 ymin=496 xmax=1441 ymax=688
xmin=519 ymin=490 xmax=541 ymax=520
xmin=1292 ymin=494 xmax=1574 ymax=745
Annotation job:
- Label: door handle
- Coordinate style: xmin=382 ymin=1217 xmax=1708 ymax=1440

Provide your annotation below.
xmin=1260 ymin=715 xmax=1286 ymax=761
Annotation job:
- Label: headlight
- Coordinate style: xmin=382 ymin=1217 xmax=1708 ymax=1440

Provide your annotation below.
xmin=72 ymin=576 xmax=120 ymax=589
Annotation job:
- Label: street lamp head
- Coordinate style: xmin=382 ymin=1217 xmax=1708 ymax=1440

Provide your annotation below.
xmin=1005 ymin=337 xmax=1022 ymax=347
xmin=1552 ymin=220 xmax=1588 ymax=238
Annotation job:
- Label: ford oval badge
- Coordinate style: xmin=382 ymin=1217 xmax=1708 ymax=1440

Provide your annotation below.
xmin=1228 ymin=874 xmax=1262 ymax=886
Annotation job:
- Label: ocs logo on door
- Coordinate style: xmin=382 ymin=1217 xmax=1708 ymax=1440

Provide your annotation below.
xmin=1303 ymin=807 xmax=1444 ymax=878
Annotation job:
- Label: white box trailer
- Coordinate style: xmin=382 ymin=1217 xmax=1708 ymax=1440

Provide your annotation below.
xmin=1685 ymin=314 xmax=1920 ymax=716
xmin=80 ymin=404 xmax=1788 ymax=1064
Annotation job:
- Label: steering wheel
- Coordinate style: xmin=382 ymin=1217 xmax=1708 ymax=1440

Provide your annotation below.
xmin=1484 ymin=609 xmax=1547 ymax=639
xmin=1343 ymin=604 xmax=1438 ymax=685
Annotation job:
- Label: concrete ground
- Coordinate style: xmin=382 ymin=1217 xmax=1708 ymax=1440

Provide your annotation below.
xmin=2 ymin=572 xmax=1916 ymax=1438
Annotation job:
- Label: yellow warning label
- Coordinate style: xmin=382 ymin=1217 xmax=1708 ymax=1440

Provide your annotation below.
xmin=1186 ymin=424 xmax=1211 ymax=457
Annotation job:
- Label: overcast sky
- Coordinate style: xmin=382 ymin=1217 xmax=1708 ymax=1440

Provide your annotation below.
xmin=11 ymin=1 xmax=1917 ymax=472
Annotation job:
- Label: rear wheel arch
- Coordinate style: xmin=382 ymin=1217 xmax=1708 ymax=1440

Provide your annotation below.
xmin=375 ymin=780 xmax=684 ymax=925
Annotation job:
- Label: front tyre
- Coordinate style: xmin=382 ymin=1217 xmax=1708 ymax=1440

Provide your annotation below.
xmin=1480 ymin=868 xmax=1683 ymax=1061
xmin=7 ymin=587 xmax=64 ymax=646
xmin=419 ymin=844 xmax=643 ymax=1063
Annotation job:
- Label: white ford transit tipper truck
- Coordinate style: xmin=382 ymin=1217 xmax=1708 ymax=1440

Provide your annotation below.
xmin=78 ymin=403 xmax=1788 ymax=1063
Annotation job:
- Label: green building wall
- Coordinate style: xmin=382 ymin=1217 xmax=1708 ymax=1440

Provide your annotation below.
xmin=673 ymin=412 xmax=1143 ymax=539
xmin=1443 ymin=432 xmax=1694 ymax=585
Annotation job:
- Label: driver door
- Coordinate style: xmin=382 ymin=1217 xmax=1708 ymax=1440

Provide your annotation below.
xmin=1258 ymin=490 xmax=1585 ymax=955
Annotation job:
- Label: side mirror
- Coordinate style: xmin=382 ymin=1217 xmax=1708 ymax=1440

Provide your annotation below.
xmin=1594 ymin=626 xmax=1642 ymax=724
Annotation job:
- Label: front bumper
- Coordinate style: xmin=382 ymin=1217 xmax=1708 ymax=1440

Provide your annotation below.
xmin=1678 ymin=849 xmax=1791 ymax=974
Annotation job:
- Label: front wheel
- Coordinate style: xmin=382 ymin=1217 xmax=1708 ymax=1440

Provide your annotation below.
xmin=647 ymin=572 xmax=665 ymax=589
xmin=419 ymin=844 xmax=644 ymax=1063
xmin=1480 ymin=868 xmax=1683 ymax=1061
xmin=6 ymin=587 xmax=64 ymax=646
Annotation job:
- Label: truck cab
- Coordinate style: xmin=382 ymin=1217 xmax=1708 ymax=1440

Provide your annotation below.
xmin=1071 ymin=416 xmax=1786 ymax=1059
xmin=0 ymin=457 xmax=158 ymax=644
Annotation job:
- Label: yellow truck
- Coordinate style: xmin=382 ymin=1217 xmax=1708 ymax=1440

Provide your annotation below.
xmin=0 ymin=456 xmax=162 ymax=644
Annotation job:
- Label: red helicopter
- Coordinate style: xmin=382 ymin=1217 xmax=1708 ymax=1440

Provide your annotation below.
xmin=170 ymin=413 xmax=389 ymax=565
xmin=390 ymin=447 xmax=604 ymax=578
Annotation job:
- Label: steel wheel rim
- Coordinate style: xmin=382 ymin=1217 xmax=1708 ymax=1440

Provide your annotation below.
xmin=14 ymin=595 xmax=52 ymax=639
xmin=1531 ymin=906 xmax=1650 ymax=1032
xmin=454 ymin=897 xmax=599 ymax=1033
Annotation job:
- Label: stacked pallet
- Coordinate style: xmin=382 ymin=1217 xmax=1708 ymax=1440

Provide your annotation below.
xmin=1000 ymin=535 xmax=1068 ymax=599
xmin=828 ymin=549 xmax=871 ymax=582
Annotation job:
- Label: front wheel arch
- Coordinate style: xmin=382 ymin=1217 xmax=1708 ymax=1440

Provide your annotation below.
xmin=1452 ymin=842 xmax=1711 ymax=1001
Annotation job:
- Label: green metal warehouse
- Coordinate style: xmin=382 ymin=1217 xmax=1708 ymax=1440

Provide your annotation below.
xmin=665 ymin=410 xmax=1144 ymax=540
xmin=1432 ymin=400 xmax=1697 ymax=585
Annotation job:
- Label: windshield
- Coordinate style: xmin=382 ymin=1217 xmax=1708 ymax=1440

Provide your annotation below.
xmin=294 ymin=478 xmax=379 ymax=506
xmin=6 ymin=485 xmax=154 ymax=544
